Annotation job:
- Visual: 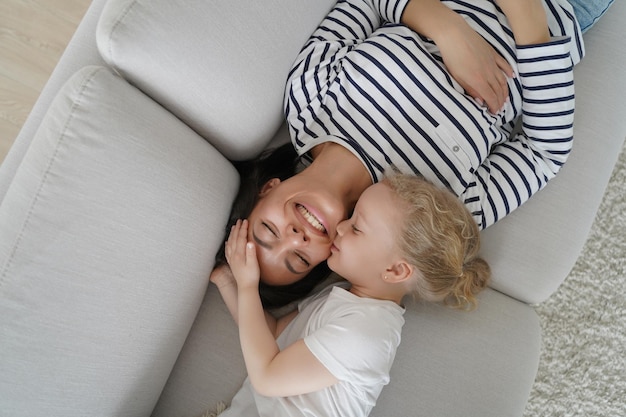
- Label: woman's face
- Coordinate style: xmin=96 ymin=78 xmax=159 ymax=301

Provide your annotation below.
xmin=247 ymin=176 xmax=348 ymax=286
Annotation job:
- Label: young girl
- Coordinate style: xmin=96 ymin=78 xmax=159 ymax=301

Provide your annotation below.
xmin=212 ymin=173 xmax=490 ymax=417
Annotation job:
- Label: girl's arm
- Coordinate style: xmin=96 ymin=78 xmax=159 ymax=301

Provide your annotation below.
xmin=226 ymin=221 xmax=338 ymax=397
xmin=210 ymin=264 xmax=290 ymax=333
xmin=209 ymin=264 xmax=240 ymax=323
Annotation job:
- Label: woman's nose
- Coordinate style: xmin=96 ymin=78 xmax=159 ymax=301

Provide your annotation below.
xmin=286 ymin=225 xmax=307 ymax=245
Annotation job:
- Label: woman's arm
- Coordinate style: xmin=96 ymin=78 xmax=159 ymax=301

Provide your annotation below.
xmin=400 ymin=0 xmax=513 ymax=113
xmin=496 ymin=0 xmax=550 ymax=45
xmin=462 ymin=0 xmax=576 ymax=228
xmin=226 ymin=221 xmax=338 ymax=397
xmin=286 ymin=0 xmax=511 ymax=142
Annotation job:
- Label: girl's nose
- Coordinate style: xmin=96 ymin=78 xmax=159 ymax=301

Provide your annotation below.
xmin=336 ymin=219 xmax=348 ymax=236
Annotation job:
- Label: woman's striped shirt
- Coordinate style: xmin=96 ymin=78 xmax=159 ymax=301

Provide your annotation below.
xmin=284 ymin=0 xmax=584 ymax=229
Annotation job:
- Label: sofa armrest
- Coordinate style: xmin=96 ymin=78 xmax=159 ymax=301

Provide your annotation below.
xmin=0 ymin=66 xmax=239 ymax=416
xmin=0 ymin=0 xmax=109 ymax=204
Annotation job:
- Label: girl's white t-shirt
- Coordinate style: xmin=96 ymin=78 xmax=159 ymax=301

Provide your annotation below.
xmin=221 ymin=283 xmax=405 ymax=417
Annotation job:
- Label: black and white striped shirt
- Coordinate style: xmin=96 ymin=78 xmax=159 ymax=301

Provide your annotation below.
xmin=285 ymin=0 xmax=584 ymax=229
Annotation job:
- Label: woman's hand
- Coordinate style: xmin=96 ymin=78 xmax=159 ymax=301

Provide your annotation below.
xmin=401 ymin=0 xmax=514 ymax=114
xmin=436 ymin=20 xmax=514 ymax=114
xmin=225 ymin=219 xmax=260 ymax=290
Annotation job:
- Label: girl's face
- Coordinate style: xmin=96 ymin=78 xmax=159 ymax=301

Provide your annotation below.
xmin=327 ymin=183 xmax=403 ymax=284
xmin=247 ymin=176 xmax=348 ymax=286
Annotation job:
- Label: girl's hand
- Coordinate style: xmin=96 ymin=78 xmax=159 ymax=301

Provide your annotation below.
xmin=225 ymin=219 xmax=260 ymax=290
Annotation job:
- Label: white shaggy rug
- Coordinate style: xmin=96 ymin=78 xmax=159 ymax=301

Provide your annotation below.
xmin=523 ymin=143 xmax=626 ymax=417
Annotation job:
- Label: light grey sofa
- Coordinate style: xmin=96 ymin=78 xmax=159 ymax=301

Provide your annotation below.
xmin=1 ymin=1 xmax=624 ymax=416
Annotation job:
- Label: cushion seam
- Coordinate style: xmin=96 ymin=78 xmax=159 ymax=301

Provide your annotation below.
xmin=0 ymin=68 xmax=104 ymax=288
xmin=105 ymin=0 xmax=140 ymax=69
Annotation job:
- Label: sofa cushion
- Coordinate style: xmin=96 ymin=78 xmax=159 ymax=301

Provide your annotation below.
xmin=96 ymin=0 xmax=336 ymax=161
xmin=152 ymin=284 xmax=541 ymax=417
xmin=0 ymin=0 xmax=108 ymax=203
xmin=0 ymin=66 xmax=238 ymax=416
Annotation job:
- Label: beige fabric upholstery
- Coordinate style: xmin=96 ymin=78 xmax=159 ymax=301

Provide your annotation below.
xmin=0 ymin=0 xmax=624 ymax=415
xmin=0 ymin=66 xmax=239 ymax=416
xmin=96 ymin=0 xmax=336 ymax=160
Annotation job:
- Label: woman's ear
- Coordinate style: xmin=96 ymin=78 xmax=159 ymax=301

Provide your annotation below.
xmin=259 ymin=178 xmax=281 ymax=197
xmin=384 ymin=260 xmax=415 ymax=284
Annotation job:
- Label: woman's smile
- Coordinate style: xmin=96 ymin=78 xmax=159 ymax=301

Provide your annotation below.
xmin=295 ymin=203 xmax=328 ymax=235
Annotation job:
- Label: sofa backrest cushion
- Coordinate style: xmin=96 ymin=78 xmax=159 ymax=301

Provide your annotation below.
xmin=96 ymin=0 xmax=335 ymax=161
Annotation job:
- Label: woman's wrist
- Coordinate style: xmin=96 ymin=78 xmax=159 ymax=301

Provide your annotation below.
xmin=496 ymin=0 xmax=550 ymax=45
xmin=401 ymin=0 xmax=465 ymax=42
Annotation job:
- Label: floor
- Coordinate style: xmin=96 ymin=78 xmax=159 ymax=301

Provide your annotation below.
xmin=0 ymin=0 xmax=91 ymax=164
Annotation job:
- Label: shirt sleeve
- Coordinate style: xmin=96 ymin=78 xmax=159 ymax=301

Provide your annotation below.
xmin=462 ymin=37 xmax=576 ymax=228
xmin=303 ymin=306 xmax=401 ymax=387
xmin=285 ymin=0 xmax=409 ymax=150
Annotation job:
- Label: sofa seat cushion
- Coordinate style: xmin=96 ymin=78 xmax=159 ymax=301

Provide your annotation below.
xmin=0 ymin=66 xmax=238 ymax=416
xmin=152 ymin=284 xmax=541 ymax=417
xmin=96 ymin=0 xmax=336 ymax=161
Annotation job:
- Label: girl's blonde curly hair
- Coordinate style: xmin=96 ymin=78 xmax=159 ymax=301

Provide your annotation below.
xmin=383 ymin=174 xmax=490 ymax=310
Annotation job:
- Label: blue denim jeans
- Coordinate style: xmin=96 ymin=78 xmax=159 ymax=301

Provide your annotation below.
xmin=568 ymin=0 xmax=615 ymax=32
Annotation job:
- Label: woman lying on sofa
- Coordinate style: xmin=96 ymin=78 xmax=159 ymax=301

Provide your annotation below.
xmin=212 ymin=0 xmax=584 ymax=307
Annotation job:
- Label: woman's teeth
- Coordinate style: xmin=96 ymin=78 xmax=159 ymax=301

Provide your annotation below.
xmin=297 ymin=204 xmax=326 ymax=233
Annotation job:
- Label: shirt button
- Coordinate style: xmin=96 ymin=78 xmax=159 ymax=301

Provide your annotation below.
xmin=453 ymin=146 xmax=460 ymax=152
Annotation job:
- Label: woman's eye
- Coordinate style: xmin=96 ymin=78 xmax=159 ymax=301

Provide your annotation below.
xmin=295 ymin=252 xmax=310 ymax=268
xmin=263 ymin=222 xmax=278 ymax=237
